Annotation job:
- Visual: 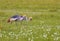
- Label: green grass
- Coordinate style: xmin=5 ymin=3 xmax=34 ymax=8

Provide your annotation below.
xmin=0 ymin=0 xmax=58 ymax=10
xmin=0 ymin=0 xmax=60 ymax=41
xmin=0 ymin=11 xmax=60 ymax=41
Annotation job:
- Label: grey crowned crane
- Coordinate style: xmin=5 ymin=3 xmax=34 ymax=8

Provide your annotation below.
xmin=7 ymin=15 xmax=32 ymax=23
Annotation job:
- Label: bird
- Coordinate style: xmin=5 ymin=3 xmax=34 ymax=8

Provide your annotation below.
xmin=7 ymin=14 xmax=32 ymax=23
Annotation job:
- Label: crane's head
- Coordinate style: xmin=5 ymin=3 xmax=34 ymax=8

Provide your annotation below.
xmin=29 ymin=17 xmax=32 ymax=21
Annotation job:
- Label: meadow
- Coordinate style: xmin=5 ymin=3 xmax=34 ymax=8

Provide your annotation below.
xmin=0 ymin=11 xmax=60 ymax=41
xmin=0 ymin=0 xmax=60 ymax=41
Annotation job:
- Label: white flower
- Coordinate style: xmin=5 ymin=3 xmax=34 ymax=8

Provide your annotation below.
xmin=43 ymin=34 xmax=47 ymax=38
xmin=31 ymin=39 xmax=34 ymax=41
xmin=22 ymin=33 xmax=26 ymax=36
xmin=54 ymin=32 xmax=58 ymax=35
xmin=3 ymin=31 xmax=6 ymax=33
xmin=51 ymin=34 xmax=54 ymax=37
xmin=46 ymin=28 xmax=51 ymax=32
xmin=54 ymin=37 xmax=59 ymax=41
xmin=28 ymin=38 xmax=30 ymax=41
xmin=16 ymin=36 xmax=18 ymax=39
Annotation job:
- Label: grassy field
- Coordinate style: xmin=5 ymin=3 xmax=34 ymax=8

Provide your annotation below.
xmin=0 ymin=0 xmax=60 ymax=41
xmin=0 ymin=0 xmax=59 ymax=10
xmin=0 ymin=11 xmax=60 ymax=41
